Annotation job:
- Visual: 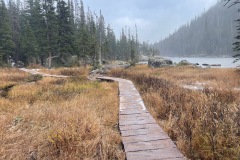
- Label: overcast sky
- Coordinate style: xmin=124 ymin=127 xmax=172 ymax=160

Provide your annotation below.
xmin=83 ymin=0 xmax=219 ymax=43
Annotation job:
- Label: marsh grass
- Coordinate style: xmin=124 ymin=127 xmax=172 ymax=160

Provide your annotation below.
xmin=39 ymin=67 xmax=89 ymax=77
xmin=127 ymin=65 xmax=240 ymax=88
xmin=109 ymin=65 xmax=240 ymax=160
xmin=0 ymin=68 xmax=29 ymax=90
xmin=0 ymin=68 xmax=125 ymax=159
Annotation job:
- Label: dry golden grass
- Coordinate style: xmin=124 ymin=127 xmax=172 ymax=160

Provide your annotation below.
xmin=109 ymin=65 xmax=240 ymax=160
xmin=0 ymin=68 xmax=29 ymax=90
xmin=128 ymin=65 xmax=240 ymax=89
xmin=0 ymin=68 xmax=125 ymax=159
xmin=39 ymin=67 xmax=90 ymax=77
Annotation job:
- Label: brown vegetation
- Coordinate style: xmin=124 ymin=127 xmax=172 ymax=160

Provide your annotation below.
xmin=121 ymin=65 xmax=240 ymax=88
xmin=0 ymin=68 xmax=29 ymax=90
xmin=39 ymin=67 xmax=89 ymax=77
xmin=109 ymin=65 xmax=240 ymax=160
xmin=0 ymin=68 xmax=125 ymax=159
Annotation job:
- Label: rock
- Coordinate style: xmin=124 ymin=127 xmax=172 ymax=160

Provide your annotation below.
xmin=89 ymin=61 xmax=131 ymax=80
xmin=102 ymin=59 xmax=110 ymax=65
xmin=29 ymin=150 xmax=37 ymax=160
xmin=148 ymin=57 xmax=173 ymax=68
xmin=104 ymin=61 xmax=131 ymax=69
xmin=139 ymin=55 xmax=150 ymax=62
xmin=202 ymin=64 xmax=221 ymax=67
xmin=210 ymin=64 xmax=221 ymax=67
xmin=202 ymin=64 xmax=209 ymax=66
xmin=178 ymin=60 xmax=199 ymax=66
xmin=179 ymin=60 xmax=191 ymax=65
xmin=14 ymin=61 xmax=24 ymax=68
xmin=89 ymin=68 xmax=108 ymax=76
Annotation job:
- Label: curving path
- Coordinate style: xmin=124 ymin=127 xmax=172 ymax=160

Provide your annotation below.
xmin=97 ymin=76 xmax=185 ymax=160
xmin=19 ymin=68 xmax=69 ymax=78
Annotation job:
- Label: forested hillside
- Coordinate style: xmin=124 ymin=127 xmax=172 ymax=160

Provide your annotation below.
xmin=156 ymin=2 xmax=239 ymax=57
xmin=0 ymin=0 xmax=154 ymax=67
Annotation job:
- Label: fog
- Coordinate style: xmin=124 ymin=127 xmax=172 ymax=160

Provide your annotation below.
xmin=83 ymin=0 xmax=218 ymax=43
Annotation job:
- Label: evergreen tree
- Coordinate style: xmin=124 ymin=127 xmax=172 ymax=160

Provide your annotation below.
xmin=0 ymin=0 xmax=145 ymax=67
xmin=135 ymin=24 xmax=140 ymax=60
xmin=157 ymin=2 xmax=238 ymax=58
xmin=68 ymin=0 xmax=74 ymax=26
xmin=130 ymin=35 xmax=136 ymax=64
xmin=43 ymin=0 xmax=59 ymax=68
xmin=127 ymin=28 xmax=131 ymax=61
xmin=78 ymin=0 xmax=88 ymax=65
xmin=0 ymin=0 xmax=15 ymax=66
xmin=106 ymin=25 xmax=117 ymax=60
xmin=120 ymin=28 xmax=128 ymax=61
xmin=224 ymin=0 xmax=240 ymax=64
xmin=29 ymin=0 xmax=47 ymax=65
xmin=8 ymin=0 xmax=21 ymax=62
xmin=86 ymin=10 xmax=97 ymax=67
xmin=20 ymin=12 xmax=39 ymax=64
xmin=96 ymin=10 xmax=106 ymax=65
xmin=57 ymin=0 xmax=75 ymax=65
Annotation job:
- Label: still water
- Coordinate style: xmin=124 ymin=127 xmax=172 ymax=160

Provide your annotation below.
xmin=165 ymin=57 xmax=239 ymax=68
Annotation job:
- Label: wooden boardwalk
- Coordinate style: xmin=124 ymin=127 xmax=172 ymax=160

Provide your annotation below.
xmin=97 ymin=76 xmax=185 ymax=160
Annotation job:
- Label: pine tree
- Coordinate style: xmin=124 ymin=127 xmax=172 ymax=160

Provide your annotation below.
xmin=68 ymin=0 xmax=74 ymax=26
xmin=135 ymin=24 xmax=140 ymax=60
xmin=29 ymin=0 xmax=47 ymax=65
xmin=8 ymin=0 xmax=21 ymax=63
xmin=43 ymin=0 xmax=59 ymax=68
xmin=0 ymin=0 xmax=15 ymax=66
xmin=120 ymin=28 xmax=128 ymax=61
xmin=127 ymin=28 xmax=132 ymax=61
xmin=233 ymin=18 xmax=240 ymax=63
xmin=96 ymin=10 xmax=106 ymax=65
xmin=0 ymin=0 xmax=144 ymax=67
xmin=57 ymin=0 xmax=75 ymax=65
xmin=78 ymin=0 xmax=88 ymax=66
xmin=130 ymin=35 xmax=136 ymax=65
xmin=68 ymin=0 xmax=78 ymax=58
xmin=20 ymin=12 xmax=39 ymax=64
xmin=106 ymin=25 xmax=117 ymax=60
xmin=86 ymin=10 xmax=97 ymax=67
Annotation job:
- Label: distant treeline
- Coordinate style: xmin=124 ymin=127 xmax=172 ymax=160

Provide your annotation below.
xmin=155 ymin=2 xmax=238 ymax=57
xmin=0 ymin=0 xmax=155 ymax=68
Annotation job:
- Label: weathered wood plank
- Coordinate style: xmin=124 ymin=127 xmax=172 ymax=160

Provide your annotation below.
xmin=120 ymin=123 xmax=160 ymax=131
xmin=97 ymin=76 xmax=185 ymax=160
xmin=124 ymin=140 xmax=176 ymax=152
xmin=121 ymin=127 xmax=164 ymax=137
xmin=122 ymin=133 xmax=170 ymax=144
xmin=127 ymin=148 xmax=186 ymax=160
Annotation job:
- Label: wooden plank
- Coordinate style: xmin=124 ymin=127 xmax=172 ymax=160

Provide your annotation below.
xmin=122 ymin=133 xmax=170 ymax=144
xmin=120 ymin=123 xmax=160 ymax=131
xmin=127 ymin=148 xmax=185 ymax=160
xmin=124 ymin=139 xmax=176 ymax=152
xmin=119 ymin=115 xmax=156 ymax=124
xmin=121 ymin=128 xmax=164 ymax=137
xmin=97 ymin=76 xmax=185 ymax=160
xmin=119 ymin=118 xmax=156 ymax=126
xmin=120 ymin=109 xmax=148 ymax=115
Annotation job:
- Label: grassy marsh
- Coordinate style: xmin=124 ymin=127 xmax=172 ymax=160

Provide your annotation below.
xmin=0 ymin=68 xmax=125 ymax=159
